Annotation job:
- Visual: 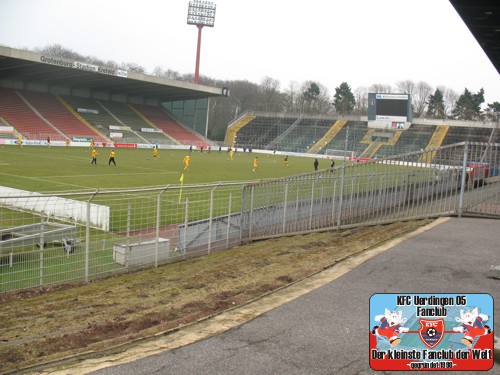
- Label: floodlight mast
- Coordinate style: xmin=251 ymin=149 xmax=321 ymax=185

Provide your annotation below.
xmin=187 ymin=0 xmax=216 ymax=84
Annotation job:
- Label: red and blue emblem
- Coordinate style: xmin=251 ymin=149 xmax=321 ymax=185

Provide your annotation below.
xmin=418 ymin=318 xmax=445 ymax=348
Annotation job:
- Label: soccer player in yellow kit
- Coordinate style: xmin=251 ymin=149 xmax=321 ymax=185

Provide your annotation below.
xmin=153 ymin=146 xmax=158 ymax=160
xmin=253 ymin=157 xmax=259 ymax=172
xmin=90 ymin=148 xmax=98 ymax=165
xmin=183 ymin=155 xmax=191 ymax=171
xmin=108 ymin=149 xmax=116 ymax=166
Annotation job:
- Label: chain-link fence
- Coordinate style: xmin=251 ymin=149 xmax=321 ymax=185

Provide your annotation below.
xmin=1 ymin=142 xmax=498 ymax=292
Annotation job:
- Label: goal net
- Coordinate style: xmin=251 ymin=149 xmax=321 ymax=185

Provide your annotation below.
xmin=325 ymin=149 xmax=355 ymax=159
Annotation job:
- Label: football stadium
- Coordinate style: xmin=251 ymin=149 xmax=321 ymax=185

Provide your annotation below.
xmin=1 ymin=44 xmax=498 ymax=294
xmin=0 ymin=1 xmax=499 ymax=370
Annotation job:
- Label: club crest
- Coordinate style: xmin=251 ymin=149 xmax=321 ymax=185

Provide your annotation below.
xmin=419 ymin=318 xmax=445 ymax=348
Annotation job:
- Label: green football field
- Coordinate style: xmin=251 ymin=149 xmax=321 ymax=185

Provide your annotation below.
xmin=0 ymin=145 xmax=332 ymax=192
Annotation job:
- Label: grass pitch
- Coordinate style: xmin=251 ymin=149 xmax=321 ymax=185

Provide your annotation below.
xmin=0 ymin=145 xmax=327 ymax=192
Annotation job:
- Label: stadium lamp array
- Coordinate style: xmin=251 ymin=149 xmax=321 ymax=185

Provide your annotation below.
xmin=187 ymin=0 xmax=216 ymax=26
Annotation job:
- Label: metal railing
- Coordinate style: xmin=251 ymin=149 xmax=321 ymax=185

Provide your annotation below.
xmin=1 ymin=142 xmax=498 ymax=292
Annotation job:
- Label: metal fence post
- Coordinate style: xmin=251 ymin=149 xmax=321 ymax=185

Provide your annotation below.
xmin=458 ymin=142 xmax=469 ymax=217
xmin=337 ymin=164 xmax=346 ymax=229
xmin=85 ymin=190 xmax=98 ymax=283
xmin=39 ymin=211 xmax=45 ymax=290
xmin=155 ymin=186 xmax=168 ymax=267
xmin=283 ymin=183 xmax=288 ymax=233
xmin=226 ymin=193 xmax=232 ymax=249
xmin=248 ymin=186 xmax=255 ymax=242
xmin=208 ymin=186 xmax=217 ymax=254
xmin=331 ymin=179 xmax=337 ymax=227
xmin=309 ymin=180 xmax=315 ymax=230
xmin=183 ymin=197 xmax=189 ymax=254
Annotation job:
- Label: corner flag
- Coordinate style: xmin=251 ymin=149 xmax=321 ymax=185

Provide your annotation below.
xmin=179 ymin=173 xmax=184 ymax=203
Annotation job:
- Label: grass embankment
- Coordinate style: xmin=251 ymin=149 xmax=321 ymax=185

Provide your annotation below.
xmin=0 ymin=219 xmax=433 ymax=374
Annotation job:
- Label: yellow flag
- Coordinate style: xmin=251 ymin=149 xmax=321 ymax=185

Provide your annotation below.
xmin=179 ymin=173 xmax=184 ymax=183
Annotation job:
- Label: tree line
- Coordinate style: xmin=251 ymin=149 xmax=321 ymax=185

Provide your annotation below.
xmin=31 ymin=44 xmax=500 ymax=140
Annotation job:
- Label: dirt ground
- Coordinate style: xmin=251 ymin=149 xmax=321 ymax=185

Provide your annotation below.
xmin=0 ymin=219 xmax=434 ymax=374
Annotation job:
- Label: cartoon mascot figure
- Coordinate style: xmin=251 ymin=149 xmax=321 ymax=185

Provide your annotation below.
xmin=372 ymin=308 xmax=409 ymax=347
xmin=453 ymin=307 xmax=491 ymax=347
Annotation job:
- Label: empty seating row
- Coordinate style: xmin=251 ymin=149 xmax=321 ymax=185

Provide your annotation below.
xmin=131 ymin=104 xmax=208 ymax=146
xmin=0 ymin=87 xmax=64 ymax=141
xmin=21 ymin=91 xmax=107 ymax=143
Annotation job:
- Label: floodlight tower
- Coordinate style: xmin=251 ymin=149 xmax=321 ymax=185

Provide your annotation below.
xmin=187 ymin=0 xmax=216 ymax=84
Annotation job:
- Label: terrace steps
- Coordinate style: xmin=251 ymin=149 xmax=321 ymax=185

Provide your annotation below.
xmin=224 ymin=114 xmax=256 ymax=147
xmin=308 ymin=120 xmax=347 ymax=154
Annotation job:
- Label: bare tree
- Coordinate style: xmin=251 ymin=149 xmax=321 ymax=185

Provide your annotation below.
xmin=121 ymin=62 xmax=145 ymax=74
xmin=152 ymin=66 xmax=183 ymax=80
xmin=283 ymin=81 xmax=301 ymax=113
xmin=441 ymin=86 xmax=459 ymax=118
xmin=34 ymin=44 xmax=82 ymax=60
xmin=259 ymin=76 xmax=283 ymax=112
xmin=395 ymin=80 xmax=416 ymax=96
xmin=354 ymin=86 xmax=368 ymax=115
xmin=368 ymin=83 xmax=392 ymax=93
xmin=413 ymin=81 xmax=433 ymax=117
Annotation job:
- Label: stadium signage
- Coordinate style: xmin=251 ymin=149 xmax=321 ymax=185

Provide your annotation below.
xmin=74 ymin=61 xmax=99 ymax=72
xmin=376 ymin=94 xmax=409 ymax=100
xmin=109 ymin=125 xmax=131 ymax=131
xmin=0 ymin=126 xmax=14 ymax=134
xmin=72 ymin=136 xmax=93 ymax=142
xmin=114 ymin=143 xmax=137 ymax=148
xmin=141 ymin=128 xmax=163 ymax=133
xmin=77 ymin=108 xmax=99 ymax=114
xmin=40 ymin=55 xmax=128 ymax=78
xmin=40 ymin=55 xmax=73 ymax=68
xmin=109 ymin=132 xmax=123 ymax=139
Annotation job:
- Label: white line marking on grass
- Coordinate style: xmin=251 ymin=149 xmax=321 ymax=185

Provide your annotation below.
xmin=50 ymin=171 xmax=180 ymax=179
xmin=0 ymin=172 xmax=91 ymax=189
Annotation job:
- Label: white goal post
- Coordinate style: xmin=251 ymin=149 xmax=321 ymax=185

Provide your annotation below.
xmin=325 ymin=149 xmax=355 ymax=159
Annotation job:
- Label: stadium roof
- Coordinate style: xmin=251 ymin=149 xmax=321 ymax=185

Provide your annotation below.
xmin=0 ymin=46 xmax=223 ymax=103
xmin=449 ymin=0 xmax=500 ymax=75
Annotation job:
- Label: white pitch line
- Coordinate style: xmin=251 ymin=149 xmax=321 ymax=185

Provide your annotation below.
xmin=0 ymin=172 xmax=91 ymax=189
xmin=50 ymin=171 xmax=181 ymax=179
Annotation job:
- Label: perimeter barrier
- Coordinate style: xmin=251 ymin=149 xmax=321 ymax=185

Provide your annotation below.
xmin=1 ymin=142 xmax=498 ymax=292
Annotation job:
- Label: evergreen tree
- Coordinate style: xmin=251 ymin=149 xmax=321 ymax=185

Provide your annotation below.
xmin=451 ymin=88 xmax=484 ymax=120
xmin=425 ymin=88 xmax=446 ymax=118
xmin=333 ymin=82 xmax=356 ymax=114
xmin=484 ymin=102 xmax=500 ymax=122
xmin=302 ymin=82 xmax=321 ymax=113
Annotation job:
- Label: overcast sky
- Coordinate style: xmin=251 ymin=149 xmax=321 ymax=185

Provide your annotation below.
xmin=1 ymin=0 xmax=499 ymax=104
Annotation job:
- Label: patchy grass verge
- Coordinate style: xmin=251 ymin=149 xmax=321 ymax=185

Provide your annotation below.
xmin=0 ymin=219 xmax=433 ymax=373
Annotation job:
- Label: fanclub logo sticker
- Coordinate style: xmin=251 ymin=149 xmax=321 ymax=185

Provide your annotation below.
xmin=418 ymin=319 xmax=444 ymax=348
xmin=369 ymin=293 xmax=493 ymax=371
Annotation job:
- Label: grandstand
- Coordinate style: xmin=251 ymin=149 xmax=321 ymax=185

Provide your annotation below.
xmin=0 ymin=87 xmax=216 ymax=146
xmin=0 ymin=46 xmax=222 ymax=148
xmin=226 ymin=112 xmax=498 ymax=162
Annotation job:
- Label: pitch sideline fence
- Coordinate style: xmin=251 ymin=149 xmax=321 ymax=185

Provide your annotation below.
xmin=1 ymin=142 xmax=499 ymax=292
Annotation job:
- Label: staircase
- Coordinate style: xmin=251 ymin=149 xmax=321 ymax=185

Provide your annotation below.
xmin=307 ymin=120 xmax=347 ymax=154
xmin=224 ymin=113 xmax=256 ymax=146
xmin=419 ymin=125 xmax=449 ymax=163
